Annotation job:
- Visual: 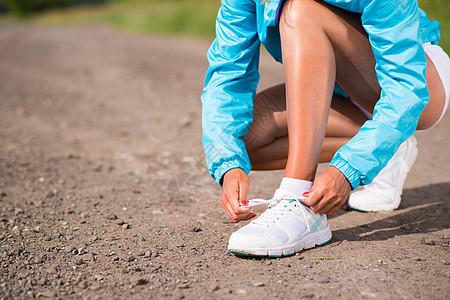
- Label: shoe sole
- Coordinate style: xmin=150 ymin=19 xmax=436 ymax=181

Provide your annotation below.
xmin=228 ymin=224 xmax=332 ymax=258
xmin=349 ymin=137 xmax=418 ymax=212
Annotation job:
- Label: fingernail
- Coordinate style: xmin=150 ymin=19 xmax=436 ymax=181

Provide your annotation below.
xmin=302 ymin=192 xmax=310 ymax=197
xmin=241 ymin=200 xmax=247 ymax=206
xmin=250 ymin=214 xmax=256 ymax=219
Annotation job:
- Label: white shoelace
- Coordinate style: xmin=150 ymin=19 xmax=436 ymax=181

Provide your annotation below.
xmin=242 ymin=192 xmax=311 ymax=231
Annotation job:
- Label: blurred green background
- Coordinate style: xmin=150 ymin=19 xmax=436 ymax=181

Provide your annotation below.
xmin=0 ymin=0 xmax=448 ymax=50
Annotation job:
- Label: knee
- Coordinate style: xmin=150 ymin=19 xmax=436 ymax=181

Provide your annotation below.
xmin=245 ymin=126 xmax=268 ymax=154
xmin=280 ymin=0 xmax=319 ymax=30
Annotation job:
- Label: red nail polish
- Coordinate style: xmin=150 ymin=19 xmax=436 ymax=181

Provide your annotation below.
xmin=241 ymin=200 xmax=247 ymax=206
xmin=302 ymin=192 xmax=310 ymax=197
xmin=250 ymin=214 xmax=256 ymax=219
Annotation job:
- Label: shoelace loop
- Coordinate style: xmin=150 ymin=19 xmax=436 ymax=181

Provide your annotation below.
xmin=242 ymin=192 xmax=312 ymax=231
xmin=242 ymin=195 xmax=308 ymax=208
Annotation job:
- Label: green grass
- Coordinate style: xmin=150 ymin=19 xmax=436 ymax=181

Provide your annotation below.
xmin=419 ymin=0 xmax=450 ymax=52
xmin=1 ymin=0 xmax=221 ymax=38
xmin=0 ymin=0 xmax=448 ymax=49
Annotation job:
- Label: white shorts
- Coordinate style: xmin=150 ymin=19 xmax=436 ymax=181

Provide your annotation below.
xmin=423 ymin=42 xmax=450 ymax=129
xmin=352 ymin=42 xmax=450 ymax=130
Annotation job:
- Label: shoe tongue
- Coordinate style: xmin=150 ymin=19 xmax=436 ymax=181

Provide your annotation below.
xmin=273 ymin=188 xmax=297 ymax=200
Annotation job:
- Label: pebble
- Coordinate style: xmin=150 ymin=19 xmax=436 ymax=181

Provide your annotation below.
xmin=65 ymin=246 xmax=76 ymax=254
xmin=37 ymin=277 xmax=47 ymax=286
xmin=36 ymin=291 xmax=55 ymax=298
xmin=80 ymin=253 xmax=95 ymax=261
xmin=210 ymin=284 xmax=220 ymax=291
xmin=78 ymin=247 xmax=87 ymax=255
xmin=75 ymin=259 xmax=84 ymax=265
xmin=46 ymin=266 xmax=57 ymax=274
xmin=116 ymin=219 xmax=125 ymax=226
xmin=252 ymin=282 xmax=265 ymax=287
xmin=122 ymin=224 xmax=129 ymax=230
xmin=52 ymin=232 xmax=62 ymax=239
xmin=320 ymin=277 xmax=330 ymax=283
xmin=177 ymin=283 xmax=190 ymax=289
xmin=12 ymin=226 xmax=20 ymax=235
xmin=130 ymin=276 xmax=147 ymax=285
xmin=94 ymin=275 xmax=103 ymax=281
xmin=90 ymin=283 xmax=101 ymax=290
xmin=178 ymin=116 xmax=192 ymax=128
xmin=106 ymin=214 xmax=117 ymax=220
xmin=33 ymin=254 xmax=45 ymax=264
xmin=424 ymin=239 xmax=435 ymax=245
xmin=191 ymin=226 xmax=202 ymax=232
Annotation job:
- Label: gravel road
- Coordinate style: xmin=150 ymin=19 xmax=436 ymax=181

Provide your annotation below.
xmin=0 ymin=26 xmax=449 ymax=299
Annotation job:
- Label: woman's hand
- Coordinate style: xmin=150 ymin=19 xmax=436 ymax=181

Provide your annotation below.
xmin=221 ymin=168 xmax=256 ymax=223
xmin=305 ymin=166 xmax=351 ymax=215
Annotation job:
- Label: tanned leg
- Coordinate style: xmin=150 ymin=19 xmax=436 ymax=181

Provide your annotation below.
xmin=245 ymin=84 xmax=367 ymax=170
xmin=246 ymin=0 xmax=445 ymax=174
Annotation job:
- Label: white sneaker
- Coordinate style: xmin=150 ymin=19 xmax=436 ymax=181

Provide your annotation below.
xmin=348 ymin=136 xmax=418 ymax=212
xmin=227 ymin=189 xmax=332 ymax=257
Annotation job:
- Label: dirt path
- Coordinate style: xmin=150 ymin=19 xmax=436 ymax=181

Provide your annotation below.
xmin=0 ymin=26 xmax=449 ymax=299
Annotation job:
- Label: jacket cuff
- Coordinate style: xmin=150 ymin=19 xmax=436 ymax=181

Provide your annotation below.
xmin=213 ymin=157 xmax=251 ymax=187
xmin=329 ymin=157 xmax=361 ymax=191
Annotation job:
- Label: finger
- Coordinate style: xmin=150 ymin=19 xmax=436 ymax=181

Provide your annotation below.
xmin=221 ymin=197 xmax=238 ymax=222
xmin=326 ymin=198 xmax=347 ymax=216
xmin=223 ymin=194 xmax=253 ymax=222
xmin=233 ymin=204 xmax=253 ymax=220
xmin=308 ymin=195 xmax=324 ymax=213
xmin=242 ymin=213 xmax=257 ymax=221
xmin=326 ymin=204 xmax=340 ymax=216
xmin=317 ymin=201 xmax=334 ymax=215
xmin=306 ymin=188 xmax=321 ymax=207
xmin=238 ymin=179 xmax=249 ymax=207
xmin=318 ymin=198 xmax=340 ymax=215
xmin=221 ymin=186 xmax=239 ymax=219
xmin=315 ymin=196 xmax=332 ymax=212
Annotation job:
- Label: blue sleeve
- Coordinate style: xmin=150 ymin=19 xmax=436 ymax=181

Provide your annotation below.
xmin=201 ymin=0 xmax=260 ymax=186
xmin=327 ymin=0 xmax=429 ymax=189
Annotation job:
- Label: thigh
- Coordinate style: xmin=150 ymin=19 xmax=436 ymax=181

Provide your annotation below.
xmin=244 ymin=84 xmax=287 ymax=151
xmin=245 ymin=84 xmax=368 ymax=149
xmin=417 ymin=54 xmax=446 ymax=130
xmin=306 ymin=0 xmax=445 ymax=129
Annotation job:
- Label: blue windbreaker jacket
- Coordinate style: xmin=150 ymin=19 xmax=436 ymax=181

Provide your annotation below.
xmin=201 ymin=0 xmax=441 ymax=189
